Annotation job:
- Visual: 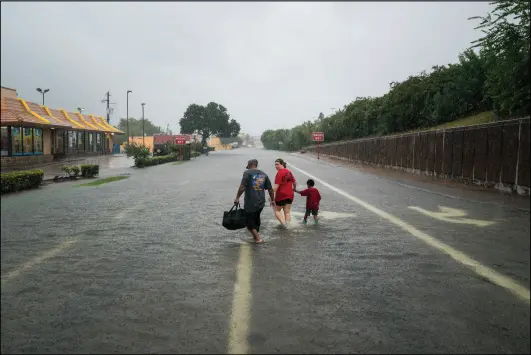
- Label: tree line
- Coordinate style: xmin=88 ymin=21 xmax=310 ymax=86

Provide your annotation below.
xmin=261 ymin=0 xmax=530 ymax=151
xmin=114 ymin=117 xmax=164 ymax=144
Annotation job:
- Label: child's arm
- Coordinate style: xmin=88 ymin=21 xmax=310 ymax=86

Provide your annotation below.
xmin=299 ymin=188 xmax=309 ymax=196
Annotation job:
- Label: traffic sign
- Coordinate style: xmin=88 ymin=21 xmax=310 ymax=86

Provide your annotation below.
xmin=312 ymin=132 xmax=324 ymax=141
xmin=175 ymin=135 xmax=187 ymax=145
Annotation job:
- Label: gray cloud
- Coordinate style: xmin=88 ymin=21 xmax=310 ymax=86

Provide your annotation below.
xmin=1 ymin=1 xmax=491 ymax=136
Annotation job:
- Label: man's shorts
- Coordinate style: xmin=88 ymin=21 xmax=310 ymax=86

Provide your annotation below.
xmin=245 ymin=207 xmax=263 ymax=231
xmin=305 ymin=209 xmax=319 ymax=216
xmin=275 ymin=198 xmax=293 ymax=206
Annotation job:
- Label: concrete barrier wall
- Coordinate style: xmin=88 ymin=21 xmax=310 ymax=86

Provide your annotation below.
xmin=306 ymin=118 xmax=530 ymax=195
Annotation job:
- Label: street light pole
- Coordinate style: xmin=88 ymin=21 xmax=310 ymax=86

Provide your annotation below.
xmin=36 ymin=88 xmax=50 ymax=105
xmin=141 ymin=103 xmax=146 ymax=145
xmin=127 ymin=90 xmax=132 ymax=144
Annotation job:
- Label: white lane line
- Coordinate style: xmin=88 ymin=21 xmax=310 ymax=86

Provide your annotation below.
xmin=1 ymin=238 xmax=78 ymax=285
xmin=228 ymin=244 xmax=253 ymax=354
xmin=389 ymin=180 xmax=530 ymax=212
xmin=289 ymin=163 xmax=530 ymax=304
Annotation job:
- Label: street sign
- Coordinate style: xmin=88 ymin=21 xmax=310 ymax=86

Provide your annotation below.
xmin=312 ymin=132 xmax=324 ymax=160
xmin=175 ymin=135 xmax=187 ymax=145
xmin=312 ymin=132 xmax=324 ymax=141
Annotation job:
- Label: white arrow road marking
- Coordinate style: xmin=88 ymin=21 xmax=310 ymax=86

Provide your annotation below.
xmin=408 ymin=206 xmax=496 ymax=227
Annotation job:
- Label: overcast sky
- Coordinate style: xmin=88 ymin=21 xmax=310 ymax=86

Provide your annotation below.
xmin=1 ymin=1 xmax=491 ymax=136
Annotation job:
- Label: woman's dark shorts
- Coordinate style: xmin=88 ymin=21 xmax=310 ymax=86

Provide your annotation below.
xmin=245 ymin=207 xmax=263 ymax=231
xmin=275 ymin=198 xmax=293 ymax=206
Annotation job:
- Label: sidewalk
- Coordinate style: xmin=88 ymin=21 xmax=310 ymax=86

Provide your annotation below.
xmin=1 ymin=155 xmax=134 ymax=180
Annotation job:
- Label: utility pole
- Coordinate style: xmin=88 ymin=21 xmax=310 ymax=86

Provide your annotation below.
xmin=127 ymin=90 xmax=132 ymax=143
xmin=141 ymin=103 xmax=146 ymax=145
xmin=101 ymin=91 xmax=116 ymax=124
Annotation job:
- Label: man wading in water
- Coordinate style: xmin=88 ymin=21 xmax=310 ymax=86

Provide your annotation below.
xmin=234 ymin=159 xmax=275 ymax=244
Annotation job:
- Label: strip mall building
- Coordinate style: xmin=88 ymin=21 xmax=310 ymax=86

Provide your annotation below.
xmin=0 ymin=86 xmax=124 ymax=168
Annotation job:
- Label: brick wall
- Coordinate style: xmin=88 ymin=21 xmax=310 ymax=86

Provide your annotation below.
xmin=306 ymin=118 xmax=530 ymax=195
xmin=1 ymin=154 xmax=54 ymax=169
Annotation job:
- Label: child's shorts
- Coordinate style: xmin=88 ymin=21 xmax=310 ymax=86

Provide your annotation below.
xmin=306 ymin=209 xmax=319 ymax=216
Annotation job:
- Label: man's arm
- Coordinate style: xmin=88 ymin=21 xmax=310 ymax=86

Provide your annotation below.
xmin=234 ymin=184 xmax=246 ymax=203
xmin=234 ymin=172 xmax=248 ymax=204
xmin=265 ymin=175 xmax=276 ymax=206
xmin=267 ymin=188 xmax=275 ymax=206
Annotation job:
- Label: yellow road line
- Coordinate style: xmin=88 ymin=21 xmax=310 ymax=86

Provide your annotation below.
xmin=1 ymin=238 xmax=78 ymax=286
xmin=289 ymin=163 xmax=530 ymax=304
xmin=228 ymin=243 xmax=252 ymax=354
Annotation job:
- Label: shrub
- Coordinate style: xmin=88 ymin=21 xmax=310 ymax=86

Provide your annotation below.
xmin=191 ymin=150 xmax=200 ymax=158
xmin=0 ymin=169 xmax=44 ymax=194
xmin=61 ymin=165 xmax=80 ymax=177
xmin=124 ymin=142 xmax=151 ymax=160
xmin=135 ymin=154 xmax=182 ymax=168
xmin=80 ymin=164 xmax=100 ymax=178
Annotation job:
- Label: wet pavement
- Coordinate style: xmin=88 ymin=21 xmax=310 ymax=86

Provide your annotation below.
xmin=1 ymin=148 xmax=529 ymax=354
xmin=1 ymin=154 xmax=134 ymax=180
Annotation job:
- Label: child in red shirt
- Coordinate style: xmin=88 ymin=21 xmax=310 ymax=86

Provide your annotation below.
xmin=295 ymin=179 xmax=322 ymax=225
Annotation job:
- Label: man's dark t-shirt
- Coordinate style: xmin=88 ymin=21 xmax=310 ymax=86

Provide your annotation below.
xmin=241 ymin=169 xmax=272 ymax=212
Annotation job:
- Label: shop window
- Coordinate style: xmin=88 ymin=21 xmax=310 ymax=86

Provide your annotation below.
xmin=96 ymin=133 xmax=101 ymax=152
xmin=88 ymin=133 xmax=94 ymax=152
xmin=77 ymin=131 xmax=84 ymax=151
xmin=23 ymin=128 xmax=33 ymax=154
xmin=34 ymin=128 xmax=43 ymax=154
xmin=1 ymin=127 xmax=8 ymax=156
xmin=11 ymin=127 xmax=23 ymax=155
xmin=56 ymin=131 xmax=65 ymax=154
xmin=68 ymin=131 xmax=77 ymax=149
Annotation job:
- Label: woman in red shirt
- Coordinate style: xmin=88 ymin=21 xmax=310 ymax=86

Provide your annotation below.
xmin=273 ymin=158 xmax=297 ymax=227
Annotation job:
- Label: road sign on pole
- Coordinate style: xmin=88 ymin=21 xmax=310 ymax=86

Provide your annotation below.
xmin=312 ymin=132 xmax=324 ymax=160
xmin=174 ymin=135 xmax=187 ymax=145
xmin=312 ymin=132 xmax=324 ymax=141
xmin=175 ymin=135 xmax=187 ymax=161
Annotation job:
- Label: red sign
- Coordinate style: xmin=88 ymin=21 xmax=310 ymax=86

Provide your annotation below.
xmin=312 ymin=132 xmax=324 ymax=142
xmin=175 ymin=135 xmax=187 ymax=145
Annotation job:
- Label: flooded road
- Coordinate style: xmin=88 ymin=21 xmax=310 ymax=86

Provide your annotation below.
xmin=1 ymin=148 xmax=529 ymax=354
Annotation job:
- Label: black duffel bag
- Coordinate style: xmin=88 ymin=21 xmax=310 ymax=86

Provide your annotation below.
xmin=222 ymin=203 xmax=247 ymax=230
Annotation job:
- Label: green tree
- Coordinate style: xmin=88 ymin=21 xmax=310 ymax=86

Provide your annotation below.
xmin=469 ymin=0 xmax=530 ymax=117
xmin=179 ymin=102 xmax=241 ymax=145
